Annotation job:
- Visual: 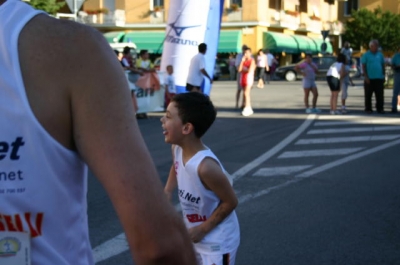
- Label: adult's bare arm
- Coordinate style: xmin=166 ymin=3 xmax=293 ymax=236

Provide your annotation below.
xmin=64 ymin=23 xmax=196 ymax=264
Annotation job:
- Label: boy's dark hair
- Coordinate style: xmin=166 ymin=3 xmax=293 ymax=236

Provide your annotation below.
xmin=337 ymin=53 xmax=346 ymax=63
xmin=171 ymin=93 xmax=216 ymax=138
xmin=198 ymin=43 xmax=207 ymax=53
xmin=140 ymin=50 xmax=149 ymax=57
xmin=123 ymin=46 xmax=131 ymax=55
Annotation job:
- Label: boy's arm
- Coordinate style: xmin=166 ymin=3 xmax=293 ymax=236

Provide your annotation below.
xmin=164 ymin=145 xmax=177 ymax=201
xmin=189 ymin=158 xmax=238 ymax=243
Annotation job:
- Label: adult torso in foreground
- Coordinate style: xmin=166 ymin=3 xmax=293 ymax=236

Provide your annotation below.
xmin=1 ymin=0 xmax=197 ymax=264
xmin=0 ymin=1 xmax=93 ymax=263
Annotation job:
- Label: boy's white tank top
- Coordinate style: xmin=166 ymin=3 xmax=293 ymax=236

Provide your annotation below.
xmin=0 ymin=0 xmax=94 ymax=264
xmin=174 ymin=145 xmax=240 ymax=254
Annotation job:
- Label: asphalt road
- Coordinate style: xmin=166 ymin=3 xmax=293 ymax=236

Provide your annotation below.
xmin=89 ymin=79 xmax=400 ymax=265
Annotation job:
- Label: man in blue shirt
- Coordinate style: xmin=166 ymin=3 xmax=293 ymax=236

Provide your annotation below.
xmin=361 ymin=39 xmax=385 ymax=114
xmin=391 ymin=47 xmax=400 ymax=113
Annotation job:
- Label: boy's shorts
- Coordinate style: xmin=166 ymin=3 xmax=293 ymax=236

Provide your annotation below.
xmin=196 ymin=248 xmax=238 ymax=265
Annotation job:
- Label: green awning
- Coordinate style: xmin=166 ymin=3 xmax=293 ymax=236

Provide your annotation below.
xmin=103 ymin=31 xmax=125 ymax=43
xmin=264 ymin=32 xmax=299 ymax=54
xmin=122 ymin=31 xmax=165 ymax=53
xmin=218 ymin=31 xmax=242 ymax=53
xmin=290 ymin=35 xmax=319 ymax=54
xmin=309 ymin=37 xmax=333 ymax=54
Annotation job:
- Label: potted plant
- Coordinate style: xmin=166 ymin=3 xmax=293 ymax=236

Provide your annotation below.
xmin=153 ymin=6 xmax=163 ymax=12
xmin=310 ymin=15 xmax=321 ymax=21
xmin=230 ymin=3 xmax=240 ymax=12
xmin=284 ymin=10 xmax=299 ymax=17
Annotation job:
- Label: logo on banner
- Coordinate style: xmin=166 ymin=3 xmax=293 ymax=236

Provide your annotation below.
xmin=165 ymin=21 xmax=201 ymax=46
xmin=0 ymin=237 xmax=21 ymax=257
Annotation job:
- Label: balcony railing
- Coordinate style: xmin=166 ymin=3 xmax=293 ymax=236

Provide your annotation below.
xmin=270 ymin=10 xmax=300 ymax=30
xmin=77 ymin=10 xmax=126 ymax=26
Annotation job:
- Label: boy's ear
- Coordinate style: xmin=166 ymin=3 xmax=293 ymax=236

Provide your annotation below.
xmin=182 ymin=123 xmax=194 ymax=135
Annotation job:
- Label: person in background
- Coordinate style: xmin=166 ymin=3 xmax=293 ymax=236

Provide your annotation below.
xmin=234 ymin=45 xmax=248 ymax=109
xmin=295 ymin=53 xmax=321 ymax=114
xmin=390 ymin=46 xmax=400 ymax=113
xmin=340 ymin=56 xmax=351 ymax=114
xmin=361 ymin=39 xmax=385 ymax=114
xmin=340 ymin=41 xmax=355 ymax=86
xmin=164 ymin=65 xmax=176 ymax=110
xmin=121 ymin=46 xmax=143 ymax=75
xmin=115 ymin=50 xmax=138 ymax=113
xmin=136 ymin=49 xmax=155 ymax=72
xmin=228 ymin=53 xmax=237 ymax=81
xmin=0 ymin=0 xmax=197 ymax=264
xmin=326 ymin=54 xmax=346 ymax=115
xmin=265 ymin=49 xmax=278 ymax=83
xmin=238 ymin=47 xmax=256 ymax=116
xmin=255 ymin=49 xmax=268 ymax=89
xmin=162 ymin=92 xmax=240 ymax=265
xmin=186 ymin=43 xmax=213 ymax=93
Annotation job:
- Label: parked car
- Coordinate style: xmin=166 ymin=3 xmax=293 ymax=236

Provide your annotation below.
xmin=275 ymin=56 xmax=360 ymax=81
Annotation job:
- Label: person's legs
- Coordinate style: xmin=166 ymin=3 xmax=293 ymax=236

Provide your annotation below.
xmin=364 ymin=80 xmax=373 ymax=112
xmin=332 ymin=91 xmax=339 ymax=111
xmin=341 ymin=80 xmax=348 ymax=111
xmin=374 ymin=79 xmax=385 ymax=113
xmin=311 ymin=87 xmax=319 ymax=109
xmin=257 ymin=67 xmax=265 ymax=88
xmin=241 ymin=85 xmax=253 ymax=116
xmin=391 ymin=74 xmax=400 ymax=112
xmin=303 ymin=88 xmax=310 ymax=109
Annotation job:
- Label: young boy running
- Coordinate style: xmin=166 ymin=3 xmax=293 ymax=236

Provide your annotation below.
xmin=161 ymin=93 xmax=240 ymax=265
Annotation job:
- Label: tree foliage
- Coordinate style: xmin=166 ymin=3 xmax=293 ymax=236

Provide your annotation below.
xmin=343 ymin=7 xmax=400 ymax=53
xmin=27 ymin=0 xmax=65 ymax=15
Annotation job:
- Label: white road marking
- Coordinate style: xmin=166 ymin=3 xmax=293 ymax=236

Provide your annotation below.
xmin=296 ymin=135 xmax=400 ymax=145
xmin=238 ymin=138 xmax=400 ymax=204
xmin=278 ymin=148 xmax=363 ymax=158
xmin=314 ymin=119 xmax=400 ymax=127
xmin=93 ymin=115 xmax=317 ymax=263
xmin=253 ymin=165 xmax=313 ymax=177
xmin=231 ymin=114 xmax=316 ymax=181
xmin=308 ymin=126 xmax=400 ymax=134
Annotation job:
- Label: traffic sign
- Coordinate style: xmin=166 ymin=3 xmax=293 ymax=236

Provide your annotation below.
xmin=65 ymin=0 xmax=85 ymax=14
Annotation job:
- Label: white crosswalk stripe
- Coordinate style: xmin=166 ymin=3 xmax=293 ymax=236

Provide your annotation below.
xmin=278 ymin=148 xmax=364 ymax=158
xmin=307 ymin=126 xmax=400 ymax=135
xmin=252 ymin=115 xmax=400 ymax=178
xmin=253 ymin=165 xmax=313 ymax=177
xmin=295 ymin=134 xmax=400 ymax=145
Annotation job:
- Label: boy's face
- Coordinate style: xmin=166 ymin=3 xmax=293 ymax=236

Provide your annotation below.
xmin=167 ymin=66 xmax=173 ymax=74
xmin=160 ymin=102 xmax=184 ymax=144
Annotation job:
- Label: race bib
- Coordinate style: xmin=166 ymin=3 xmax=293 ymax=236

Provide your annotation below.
xmin=0 ymin=232 xmax=31 ymax=265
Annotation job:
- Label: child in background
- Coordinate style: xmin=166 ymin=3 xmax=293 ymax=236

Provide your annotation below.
xmin=162 ymin=93 xmax=240 ymax=265
xmin=295 ymin=53 xmax=321 ymax=113
xmin=164 ymin=65 xmax=176 ymax=110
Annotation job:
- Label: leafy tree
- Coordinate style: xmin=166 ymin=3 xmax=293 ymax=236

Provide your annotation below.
xmin=343 ymin=7 xmax=400 ymax=53
xmin=27 ymin=0 xmax=65 ymax=15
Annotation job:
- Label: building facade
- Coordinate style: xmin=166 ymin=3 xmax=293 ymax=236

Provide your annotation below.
xmin=75 ymin=0 xmax=347 ymax=64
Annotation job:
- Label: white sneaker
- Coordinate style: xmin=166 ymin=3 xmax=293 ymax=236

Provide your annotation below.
xmin=335 ymin=110 xmax=342 ymax=115
xmin=242 ymin=107 xmax=254 ymax=116
xmin=397 ymin=105 xmax=400 ymax=111
xmin=330 ymin=110 xmax=336 ymax=115
xmin=305 ymin=108 xmax=313 ymax=114
xmin=312 ymin=108 xmax=321 ymax=113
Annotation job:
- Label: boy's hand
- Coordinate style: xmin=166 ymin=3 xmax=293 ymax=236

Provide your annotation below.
xmin=188 ymin=225 xmax=206 ymax=243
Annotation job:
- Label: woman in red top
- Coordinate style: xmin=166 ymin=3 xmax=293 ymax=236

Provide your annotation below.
xmin=238 ymin=47 xmax=256 ymax=116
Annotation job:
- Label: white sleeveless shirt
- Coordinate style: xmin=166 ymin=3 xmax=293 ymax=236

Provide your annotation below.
xmin=174 ymin=146 xmax=240 ymax=254
xmin=0 ymin=0 xmax=94 ymax=264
